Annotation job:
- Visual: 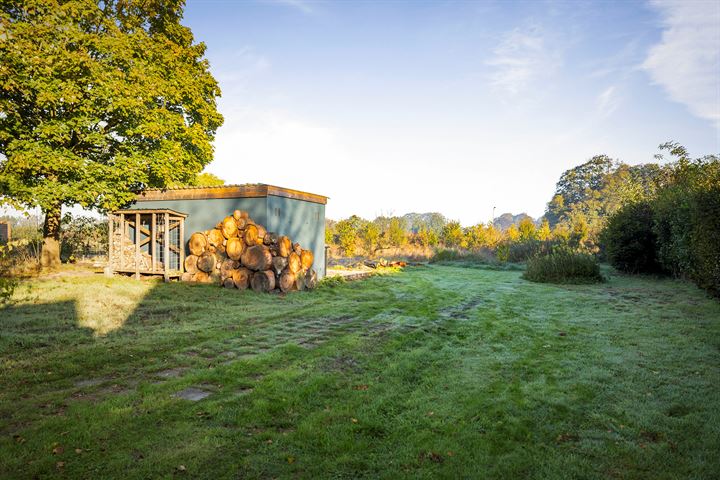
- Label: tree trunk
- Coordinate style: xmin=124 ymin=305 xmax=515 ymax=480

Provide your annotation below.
xmin=41 ymin=203 xmax=62 ymax=270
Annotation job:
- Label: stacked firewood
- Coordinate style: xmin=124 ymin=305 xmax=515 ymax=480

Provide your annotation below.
xmin=181 ymin=209 xmax=317 ymax=293
xmin=110 ymin=231 xmax=154 ymax=270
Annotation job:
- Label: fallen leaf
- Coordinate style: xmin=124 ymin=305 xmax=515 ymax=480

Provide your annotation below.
xmin=75 ymin=448 xmax=83 ymax=454
xmin=351 ymin=418 xmax=358 ymax=423
xmin=56 ymin=461 xmax=65 ymax=470
xmin=427 ymin=411 xmax=434 ymax=416
xmin=52 ymin=446 xmax=64 ymax=455
xmin=13 ymin=435 xmax=25 ymax=444
xmin=353 ymin=384 xmax=369 ymax=391
xmin=287 ymin=456 xmax=295 ymax=464
xmin=446 ymin=451 xmax=454 ymax=457
xmin=177 ymin=465 xmax=186 ymax=472
xmin=266 ymin=439 xmax=273 ymax=444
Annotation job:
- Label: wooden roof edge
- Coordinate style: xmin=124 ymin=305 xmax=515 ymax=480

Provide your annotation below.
xmin=135 ymin=184 xmax=328 ymax=205
xmin=112 ymin=208 xmax=188 ymax=217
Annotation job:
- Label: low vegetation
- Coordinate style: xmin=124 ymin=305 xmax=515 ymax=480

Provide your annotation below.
xmin=523 ymin=251 xmax=604 ymax=284
xmin=1 ymin=266 xmax=718 ymax=478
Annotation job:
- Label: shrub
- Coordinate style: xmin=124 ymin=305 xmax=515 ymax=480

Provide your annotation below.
xmin=687 ymin=186 xmax=720 ymax=296
xmin=523 ymin=251 xmax=604 ymax=284
xmin=506 ymin=240 xmax=555 ymax=263
xmin=601 ymin=201 xmax=661 ymax=274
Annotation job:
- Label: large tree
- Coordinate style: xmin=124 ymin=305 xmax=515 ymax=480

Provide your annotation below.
xmin=0 ymin=0 xmax=223 ymax=269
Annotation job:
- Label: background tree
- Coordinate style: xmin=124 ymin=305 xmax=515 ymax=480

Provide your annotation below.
xmin=386 ymin=217 xmax=407 ymax=247
xmin=518 ymin=217 xmax=537 ymax=242
xmin=441 ymin=221 xmax=464 ymax=248
xmin=537 ymin=218 xmax=551 ymax=241
xmin=359 ymin=222 xmax=380 ymax=255
xmin=0 ymin=0 xmax=223 ymax=269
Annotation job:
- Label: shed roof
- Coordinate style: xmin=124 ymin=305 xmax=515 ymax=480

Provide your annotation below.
xmin=111 ymin=208 xmax=188 ymax=217
xmin=135 ymin=184 xmax=328 ymax=205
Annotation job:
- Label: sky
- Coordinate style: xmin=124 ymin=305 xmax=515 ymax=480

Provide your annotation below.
xmin=130 ymin=1 xmax=720 ymax=223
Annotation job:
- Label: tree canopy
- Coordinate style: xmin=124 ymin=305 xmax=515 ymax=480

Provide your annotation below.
xmin=0 ymin=0 xmax=223 ymax=267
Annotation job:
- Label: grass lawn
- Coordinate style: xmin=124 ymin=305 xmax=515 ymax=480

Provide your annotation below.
xmin=1 ymin=265 xmax=719 ymax=479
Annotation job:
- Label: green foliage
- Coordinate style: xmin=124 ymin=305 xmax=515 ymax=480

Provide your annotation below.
xmin=517 ymin=218 xmax=536 ymax=241
xmin=545 ymin=155 xmax=666 ymax=246
xmin=505 ymin=224 xmax=520 ymax=242
xmin=335 ymin=217 xmax=360 ymax=256
xmin=415 ymin=227 xmax=439 ymax=247
xmin=386 ymin=217 xmax=407 ymax=247
xmin=601 ymin=201 xmax=660 ymax=274
xmin=0 ymin=244 xmax=18 ymax=304
xmin=441 ymin=221 xmax=464 ymax=248
xmin=506 ymin=240 xmax=555 ymax=263
xmin=0 ymin=0 xmax=223 ymax=257
xmin=60 ymin=214 xmax=108 ymax=262
xmin=359 ymin=222 xmax=380 ymax=254
xmin=599 ymin=144 xmax=719 ymax=296
xmin=324 ymin=219 xmax=336 ymax=245
xmin=537 ymin=218 xmax=551 ymax=241
xmin=523 ymin=250 xmax=604 ymax=284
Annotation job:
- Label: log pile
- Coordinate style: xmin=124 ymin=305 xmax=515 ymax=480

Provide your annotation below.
xmin=181 ymin=210 xmax=317 ymax=293
xmin=110 ymin=231 xmax=154 ymax=270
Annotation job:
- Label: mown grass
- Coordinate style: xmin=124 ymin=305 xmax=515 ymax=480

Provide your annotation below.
xmin=1 ymin=265 xmax=718 ymax=479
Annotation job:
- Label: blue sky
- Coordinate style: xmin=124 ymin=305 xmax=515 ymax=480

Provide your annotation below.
xmin=184 ymin=0 xmax=720 ymax=224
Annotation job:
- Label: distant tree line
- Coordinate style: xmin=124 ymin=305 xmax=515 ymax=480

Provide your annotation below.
xmin=327 ymin=141 xmax=719 ymax=297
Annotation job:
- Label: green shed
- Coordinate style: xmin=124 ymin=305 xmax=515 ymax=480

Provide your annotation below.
xmin=119 ymin=184 xmax=328 ymax=279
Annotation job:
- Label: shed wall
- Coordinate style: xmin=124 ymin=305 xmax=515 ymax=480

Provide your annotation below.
xmin=125 ymin=196 xmax=325 ymax=278
xmin=265 ymin=195 xmax=326 ymax=279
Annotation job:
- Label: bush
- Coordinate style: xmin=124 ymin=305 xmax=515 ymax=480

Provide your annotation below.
xmin=523 ymin=251 xmax=604 ymax=284
xmin=600 ymin=154 xmax=720 ymax=297
xmin=686 ymin=186 xmax=720 ymax=296
xmin=601 ymin=201 xmax=661 ymax=274
xmin=505 ymin=240 xmax=555 ymax=263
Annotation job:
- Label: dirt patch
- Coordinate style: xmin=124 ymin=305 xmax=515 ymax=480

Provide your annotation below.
xmin=173 ymin=387 xmax=212 ymax=401
xmin=321 ymin=354 xmax=362 ymax=374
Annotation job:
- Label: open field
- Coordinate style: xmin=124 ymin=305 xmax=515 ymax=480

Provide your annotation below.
xmin=1 ymin=265 xmax=719 ymax=479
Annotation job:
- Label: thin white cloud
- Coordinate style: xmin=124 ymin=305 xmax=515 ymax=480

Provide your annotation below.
xmin=643 ymin=0 xmax=720 ymax=125
xmin=486 ymin=26 xmax=561 ymax=97
xmin=597 ymin=85 xmax=620 ymax=118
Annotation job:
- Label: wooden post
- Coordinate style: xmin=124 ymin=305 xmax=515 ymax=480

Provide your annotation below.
xmin=164 ymin=212 xmax=170 ymax=282
xmin=151 ymin=213 xmax=156 ymax=273
xmin=179 ymin=216 xmax=185 ymax=276
xmin=106 ymin=214 xmax=114 ymax=276
xmin=135 ymin=213 xmax=140 ymax=279
xmin=119 ymin=213 xmax=125 ymax=270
